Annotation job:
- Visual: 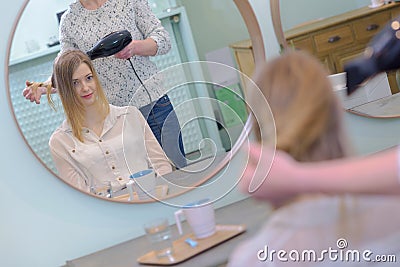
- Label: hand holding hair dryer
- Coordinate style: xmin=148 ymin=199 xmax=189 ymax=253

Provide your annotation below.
xmin=86 ymin=30 xmax=132 ymax=60
xmin=345 ymin=16 xmax=400 ymax=94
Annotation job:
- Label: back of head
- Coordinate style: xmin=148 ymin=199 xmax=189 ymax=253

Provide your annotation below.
xmin=250 ymin=50 xmax=350 ymax=162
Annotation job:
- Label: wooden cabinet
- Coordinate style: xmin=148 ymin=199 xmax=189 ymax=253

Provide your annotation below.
xmin=229 ymin=39 xmax=255 ymax=99
xmin=230 ymin=3 xmax=400 ymax=94
xmin=285 ymin=3 xmax=400 ymax=93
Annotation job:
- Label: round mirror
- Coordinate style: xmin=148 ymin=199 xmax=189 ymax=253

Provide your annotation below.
xmin=7 ymin=0 xmax=253 ymax=203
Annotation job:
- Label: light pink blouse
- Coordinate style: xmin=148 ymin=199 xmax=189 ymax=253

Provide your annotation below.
xmin=49 ymin=105 xmax=172 ymax=191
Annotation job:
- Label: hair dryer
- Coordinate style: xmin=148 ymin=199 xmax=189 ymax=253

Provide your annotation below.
xmin=86 ymin=29 xmax=153 ymax=103
xmin=86 ymin=30 xmax=132 ymax=60
xmin=344 ymin=16 xmax=400 ymax=95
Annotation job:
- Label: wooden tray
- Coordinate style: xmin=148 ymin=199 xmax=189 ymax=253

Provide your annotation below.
xmin=113 ymin=184 xmax=168 ymax=201
xmin=137 ymin=224 xmax=246 ymax=265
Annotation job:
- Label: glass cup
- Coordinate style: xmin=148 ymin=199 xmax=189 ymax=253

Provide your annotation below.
xmin=129 ymin=169 xmax=156 ymax=200
xmin=144 ymin=218 xmax=174 ymax=258
xmin=370 ymin=0 xmax=383 ymax=7
xmin=90 ymin=181 xmax=112 ymax=198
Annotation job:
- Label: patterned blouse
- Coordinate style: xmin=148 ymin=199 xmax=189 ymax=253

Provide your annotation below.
xmin=59 ymin=0 xmax=171 ymax=107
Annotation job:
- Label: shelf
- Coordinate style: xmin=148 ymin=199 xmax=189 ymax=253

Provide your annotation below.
xmin=9 ymin=44 xmax=60 ymax=66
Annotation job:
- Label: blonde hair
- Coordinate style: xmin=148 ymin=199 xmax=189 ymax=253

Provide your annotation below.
xmin=49 ymin=49 xmax=110 ymax=142
xmin=250 ymin=51 xmax=350 ymax=162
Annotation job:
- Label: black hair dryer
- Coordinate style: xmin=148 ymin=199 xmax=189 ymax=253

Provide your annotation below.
xmin=344 ymin=15 xmax=400 ymax=95
xmin=86 ymin=30 xmax=132 ymax=60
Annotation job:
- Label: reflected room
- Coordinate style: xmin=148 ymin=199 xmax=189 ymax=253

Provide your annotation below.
xmin=8 ymin=0 xmax=251 ymax=202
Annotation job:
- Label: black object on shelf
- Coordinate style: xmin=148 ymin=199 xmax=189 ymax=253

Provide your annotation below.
xmin=47 ymin=40 xmax=60 ymax=47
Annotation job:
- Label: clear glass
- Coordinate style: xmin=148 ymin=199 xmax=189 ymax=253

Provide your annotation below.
xmin=144 ymin=218 xmax=174 ymax=258
xmin=130 ymin=169 xmax=156 ymax=200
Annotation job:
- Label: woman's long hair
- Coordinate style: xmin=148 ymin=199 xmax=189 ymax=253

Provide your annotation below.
xmin=49 ymin=49 xmax=110 ymax=142
xmin=250 ymin=50 xmax=351 ymax=162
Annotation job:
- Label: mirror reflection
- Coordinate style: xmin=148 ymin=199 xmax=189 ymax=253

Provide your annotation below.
xmin=279 ymin=0 xmax=370 ymax=31
xmin=8 ymin=0 xmax=250 ymax=202
xmin=278 ymin=0 xmax=400 ymax=110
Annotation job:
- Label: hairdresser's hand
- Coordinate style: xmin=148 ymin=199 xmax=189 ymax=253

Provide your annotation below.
xmin=240 ymin=142 xmax=302 ymax=207
xmin=23 ymin=81 xmax=55 ymax=104
xmin=114 ymin=41 xmax=135 ymax=60
xmin=114 ymin=38 xmax=158 ymax=59
xmin=23 ymin=81 xmax=46 ymax=104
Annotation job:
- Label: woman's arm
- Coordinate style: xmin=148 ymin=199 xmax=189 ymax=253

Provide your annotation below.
xmin=115 ymin=0 xmax=171 ymax=59
xmin=132 ymin=0 xmax=171 ymax=56
xmin=49 ymin=135 xmax=89 ymax=191
xmin=240 ymin=142 xmax=400 ymax=206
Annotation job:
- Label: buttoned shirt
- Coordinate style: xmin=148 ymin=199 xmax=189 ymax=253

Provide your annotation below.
xmin=49 ymin=105 xmax=172 ymax=191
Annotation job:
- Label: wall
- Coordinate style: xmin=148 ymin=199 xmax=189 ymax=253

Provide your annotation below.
xmin=10 ymin=0 xmax=70 ymax=60
xmin=180 ymin=0 xmax=251 ymax=60
xmin=280 ymin=0 xmax=371 ymax=30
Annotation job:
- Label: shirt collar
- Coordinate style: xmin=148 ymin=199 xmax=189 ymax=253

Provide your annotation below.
xmin=102 ymin=105 xmax=130 ymax=133
xmin=59 ymin=104 xmax=131 ymax=134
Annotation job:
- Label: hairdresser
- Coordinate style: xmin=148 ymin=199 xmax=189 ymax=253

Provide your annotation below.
xmin=22 ymin=0 xmax=187 ymax=168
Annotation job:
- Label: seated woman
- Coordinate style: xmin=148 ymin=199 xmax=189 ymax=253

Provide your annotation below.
xmin=228 ymin=51 xmax=400 ymax=266
xmin=48 ymin=49 xmax=172 ymax=192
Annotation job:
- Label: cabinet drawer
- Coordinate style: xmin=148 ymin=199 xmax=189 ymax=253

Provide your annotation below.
xmin=332 ymin=47 xmax=365 ymax=72
xmin=288 ymin=37 xmax=314 ymax=54
xmin=314 ymin=25 xmax=354 ymax=53
xmin=353 ymin=12 xmax=391 ymax=41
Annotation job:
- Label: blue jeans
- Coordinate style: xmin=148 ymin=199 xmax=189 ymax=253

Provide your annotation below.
xmin=139 ymin=95 xmax=187 ymax=168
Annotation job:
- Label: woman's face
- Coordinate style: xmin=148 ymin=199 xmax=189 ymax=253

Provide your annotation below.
xmin=72 ymin=62 xmax=98 ymax=108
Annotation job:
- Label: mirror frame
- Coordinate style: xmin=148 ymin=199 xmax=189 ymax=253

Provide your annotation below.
xmin=269 ymin=0 xmax=288 ymax=51
xmin=233 ymin=0 xmax=266 ymax=68
xmin=5 ymin=0 xmax=255 ymax=203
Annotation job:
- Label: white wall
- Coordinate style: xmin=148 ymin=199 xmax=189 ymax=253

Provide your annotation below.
xmin=280 ymin=0 xmax=370 ymax=30
xmin=249 ymin=0 xmax=281 ymax=60
xmin=10 ymin=0 xmax=70 ymax=60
